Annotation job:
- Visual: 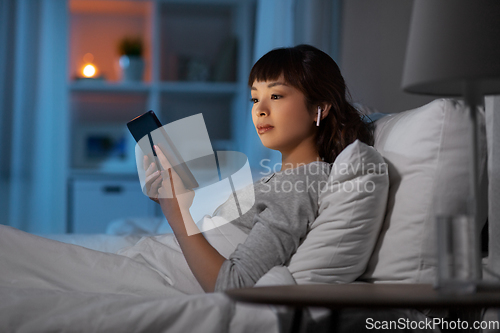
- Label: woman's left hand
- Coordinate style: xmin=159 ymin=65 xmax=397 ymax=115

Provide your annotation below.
xmin=154 ymin=145 xmax=195 ymax=219
xmin=153 ymin=146 xmax=222 ymax=292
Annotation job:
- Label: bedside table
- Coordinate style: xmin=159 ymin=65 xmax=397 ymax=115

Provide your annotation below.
xmin=226 ymin=283 xmax=500 ymax=333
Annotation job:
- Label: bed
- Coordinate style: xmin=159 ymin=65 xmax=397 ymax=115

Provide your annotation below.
xmin=0 ymin=99 xmax=492 ymax=332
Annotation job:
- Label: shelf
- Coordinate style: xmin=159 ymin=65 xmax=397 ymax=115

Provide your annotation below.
xmin=70 ymin=91 xmax=148 ymax=123
xmin=158 ymin=81 xmax=238 ymax=95
xmin=69 ymin=80 xmax=239 ymax=95
xmin=62 ymin=0 xmax=255 ymax=233
xmin=67 ymin=0 xmax=252 ymax=175
xmin=70 ymin=169 xmax=139 ymax=178
xmin=159 ymin=2 xmax=237 ymax=82
xmin=69 ymin=138 xmax=234 ymax=178
xmin=69 ymin=0 xmax=152 ymax=82
xmin=70 ymin=80 xmax=151 ymax=92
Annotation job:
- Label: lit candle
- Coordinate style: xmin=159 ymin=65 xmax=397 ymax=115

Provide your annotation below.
xmin=83 ymin=64 xmax=96 ymax=77
xmin=81 ymin=53 xmax=97 ymax=78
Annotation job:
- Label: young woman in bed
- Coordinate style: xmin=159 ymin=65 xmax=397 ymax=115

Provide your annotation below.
xmin=144 ymin=44 xmax=373 ymax=293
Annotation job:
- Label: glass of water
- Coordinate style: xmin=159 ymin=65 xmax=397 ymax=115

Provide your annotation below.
xmin=435 ymin=214 xmax=480 ymax=294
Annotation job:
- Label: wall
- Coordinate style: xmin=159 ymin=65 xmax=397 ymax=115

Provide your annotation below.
xmin=339 ymin=0 xmax=500 ymax=275
xmin=339 ymin=0 xmax=434 ymax=114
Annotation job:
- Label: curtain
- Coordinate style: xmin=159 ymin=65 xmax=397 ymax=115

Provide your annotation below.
xmin=294 ymin=0 xmax=342 ymax=62
xmin=241 ymin=0 xmax=295 ymax=179
xmin=0 ymin=0 xmax=16 ymax=229
xmin=0 ymin=0 xmax=68 ymax=233
xmin=240 ymin=0 xmax=342 ymax=179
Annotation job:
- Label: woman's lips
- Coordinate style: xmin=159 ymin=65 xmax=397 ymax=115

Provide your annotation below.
xmin=257 ymin=126 xmax=274 ymax=134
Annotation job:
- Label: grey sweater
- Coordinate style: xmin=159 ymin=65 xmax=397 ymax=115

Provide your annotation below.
xmin=213 ymin=161 xmax=331 ymax=292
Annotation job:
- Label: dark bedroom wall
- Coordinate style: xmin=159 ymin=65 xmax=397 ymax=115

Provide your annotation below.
xmin=339 ymin=0 xmax=435 ymax=114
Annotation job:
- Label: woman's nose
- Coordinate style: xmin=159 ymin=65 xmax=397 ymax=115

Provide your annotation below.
xmin=255 ymin=102 xmax=269 ymax=117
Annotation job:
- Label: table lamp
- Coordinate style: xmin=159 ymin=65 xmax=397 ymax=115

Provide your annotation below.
xmin=401 ymin=0 xmax=500 ymax=289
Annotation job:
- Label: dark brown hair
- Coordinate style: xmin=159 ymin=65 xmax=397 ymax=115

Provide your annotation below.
xmin=248 ymin=44 xmax=373 ymax=163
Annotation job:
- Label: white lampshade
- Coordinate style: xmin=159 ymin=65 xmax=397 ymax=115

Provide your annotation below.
xmin=402 ymin=0 xmax=500 ymax=96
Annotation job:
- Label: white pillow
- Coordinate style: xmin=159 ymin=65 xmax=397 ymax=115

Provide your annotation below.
xmin=287 ymin=139 xmax=389 ymax=284
xmin=360 ymin=99 xmax=488 ymax=284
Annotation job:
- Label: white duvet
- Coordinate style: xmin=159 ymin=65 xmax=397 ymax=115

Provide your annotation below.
xmin=0 ymin=219 xmax=293 ymax=333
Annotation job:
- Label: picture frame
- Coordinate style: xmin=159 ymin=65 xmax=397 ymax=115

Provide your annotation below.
xmin=73 ymin=124 xmax=136 ymax=172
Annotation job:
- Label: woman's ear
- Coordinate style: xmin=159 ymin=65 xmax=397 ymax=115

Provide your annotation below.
xmin=320 ymin=104 xmax=331 ymax=120
xmin=315 ymin=104 xmax=332 ymax=123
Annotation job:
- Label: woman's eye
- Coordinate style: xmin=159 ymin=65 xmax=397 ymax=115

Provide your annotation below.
xmin=250 ymin=98 xmax=258 ymax=104
xmin=271 ymin=94 xmax=281 ymax=100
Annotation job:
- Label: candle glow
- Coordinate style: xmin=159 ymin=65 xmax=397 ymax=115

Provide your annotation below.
xmin=83 ymin=64 xmax=96 ymax=78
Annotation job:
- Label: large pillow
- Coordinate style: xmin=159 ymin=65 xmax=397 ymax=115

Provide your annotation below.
xmin=360 ymin=98 xmax=488 ymax=284
xmin=287 ymin=139 xmax=389 ymax=284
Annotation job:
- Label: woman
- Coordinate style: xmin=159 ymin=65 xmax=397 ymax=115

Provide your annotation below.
xmin=0 ymin=45 xmax=375 ymax=331
xmin=143 ymin=44 xmax=373 ymax=293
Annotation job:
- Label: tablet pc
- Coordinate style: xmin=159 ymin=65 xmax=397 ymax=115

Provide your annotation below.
xmin=127 ymin=110 xmax=199 ymax=189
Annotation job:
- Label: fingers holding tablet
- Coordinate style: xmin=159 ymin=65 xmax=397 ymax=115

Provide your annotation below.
xmin=143 ymin=155 xmax=162 ymax=202
xmin=154 ymin=145 xmax=189 ymax=199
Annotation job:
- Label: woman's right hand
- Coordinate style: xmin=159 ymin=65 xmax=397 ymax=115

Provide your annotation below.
xmin=143 ymin=155 xmax=162 ymax=204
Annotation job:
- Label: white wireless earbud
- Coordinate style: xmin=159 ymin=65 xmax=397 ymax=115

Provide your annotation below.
xmin=316 ymin=106 xmax=322 ymax=126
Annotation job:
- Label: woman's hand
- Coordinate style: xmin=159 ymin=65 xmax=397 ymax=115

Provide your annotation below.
xmin=154 ymin=145 xmax=195 ymax=220
xmin=151 ymin=145 xmax=224 ymax=292
xmin=143 ymin=155 xmax=163 ymax=204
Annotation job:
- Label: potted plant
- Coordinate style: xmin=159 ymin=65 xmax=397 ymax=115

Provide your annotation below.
xmin=118 ymin=36 xmax=145 ymax=82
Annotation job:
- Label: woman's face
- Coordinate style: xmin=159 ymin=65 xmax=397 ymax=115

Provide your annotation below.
xmin=250 ymin=77 xmax=317 ymax=154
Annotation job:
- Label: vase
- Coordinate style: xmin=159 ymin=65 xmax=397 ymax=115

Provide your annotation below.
xmin=119 ymin=55 xmax=144 ymax=82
